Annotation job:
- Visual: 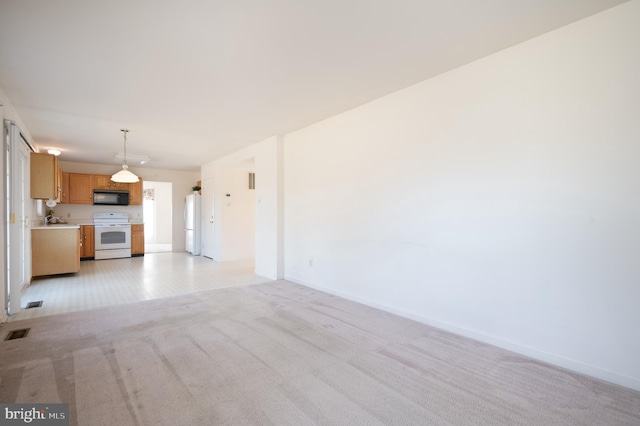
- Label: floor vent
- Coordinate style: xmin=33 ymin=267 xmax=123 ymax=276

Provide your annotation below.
xmin=5 ymin=328 xmax=30 ymax=341
xmin=26 ymin=301 xmax=43 ymax=309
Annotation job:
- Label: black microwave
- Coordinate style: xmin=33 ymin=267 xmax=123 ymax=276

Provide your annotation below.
xmin=93 ymin=190 xmax=130 ymax=206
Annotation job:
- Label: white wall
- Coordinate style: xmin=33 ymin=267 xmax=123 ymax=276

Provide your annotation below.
xmin=0 ymin=86 xmax=33 ymax=145
xmin=59 ymin=161 xmax=199 ymax=252
xmin=256 ymin=136 xmax=285 ymax=279
xmin=201 ymin=135 xmax=283 ymax=279
xmin=220 ymin=167 xmax=256 ymax=261
xmin=283 ymin=1 xmax=640 ymax=391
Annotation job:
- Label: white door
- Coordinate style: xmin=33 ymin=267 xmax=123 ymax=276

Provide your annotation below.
xmin=5 ymin=122 xmax=29 ymax=315
xmin=201 ymin=178 xmax=214 ymax=258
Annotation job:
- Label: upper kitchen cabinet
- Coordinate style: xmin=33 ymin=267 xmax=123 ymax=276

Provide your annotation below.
xmin=68 ymin=173 xmax=93 ymax=204
xmin=30 ymin=153 xmax=61 ymax=200
xmin=60 ymin=172 xmax=70 ymax=204
xmin=129 ymin=179 xmax=143 ymax=205
xmin=94 ymin=174 xmax=129 ymax=190
xmin=63 ymin=172 xmax=144 ymax=205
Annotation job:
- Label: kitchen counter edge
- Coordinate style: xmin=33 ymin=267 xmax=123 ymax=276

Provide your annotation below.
xmin=32 ymin=224 xmax=81 ymax=230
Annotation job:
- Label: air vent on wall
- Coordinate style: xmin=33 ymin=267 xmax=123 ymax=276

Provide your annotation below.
xmin=26 ymin=301 xmax=43 ymax=309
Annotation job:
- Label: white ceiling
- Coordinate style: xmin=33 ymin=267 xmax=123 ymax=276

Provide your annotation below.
xmin=0 ymin=0 xmax=628 ymax=171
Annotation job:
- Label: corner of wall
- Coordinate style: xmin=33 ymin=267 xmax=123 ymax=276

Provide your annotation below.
xmin=276 ymin=135 xmax=284 ymax=279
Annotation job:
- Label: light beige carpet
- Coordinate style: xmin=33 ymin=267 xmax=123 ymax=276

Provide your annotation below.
xmin=1 ymin=280 xmax=638 ymax=425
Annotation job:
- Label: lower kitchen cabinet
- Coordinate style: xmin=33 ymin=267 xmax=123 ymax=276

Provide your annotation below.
xmin=32 ymin=227 xmax=81 ymax=277
xmin=131 ymin=224 xmax=145 ymax=256
xmin=80 ymin=225 xmax=95 ymax=259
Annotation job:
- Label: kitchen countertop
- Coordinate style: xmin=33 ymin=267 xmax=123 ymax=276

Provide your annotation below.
xmin=32 ymin=224 xmax=80 ymax=230
xmin=31 ymin=220 xmax=144 ymax=228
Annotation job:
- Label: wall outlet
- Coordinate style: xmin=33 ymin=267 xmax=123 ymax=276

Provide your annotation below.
xmin=309 ymin=259 xmax=313 ymax=267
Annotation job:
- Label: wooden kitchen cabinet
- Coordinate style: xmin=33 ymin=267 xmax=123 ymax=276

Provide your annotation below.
xmin=94 ymin=174 xmax=129 ymax=190
xmin=128 ymin=179 xmax=143 ymax=205
xmin=32 ymin=227 xmax=81 ymax=276
xmin=68 ymin=173 xmax=93 ymax=204
xmin=131 ymin=224 xmax=145 ymax=256
xmin=63 ymin=172 xmax=145 ymax=205
xmin=93 ymin=174 xmax=112 ymax=189
xmin=112 ymin=179 xmax=129 ymax=190
xmin=30 ymin=153 xmax=61 ymax=200
xmin=80 ymin=225 xmax=95 ymax=259
xmin=60 ymin=172 xmax=70 ymax=204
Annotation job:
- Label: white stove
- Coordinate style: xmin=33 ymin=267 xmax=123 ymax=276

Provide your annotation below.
xmin=93 ymin=212 xmax=131 ymax=260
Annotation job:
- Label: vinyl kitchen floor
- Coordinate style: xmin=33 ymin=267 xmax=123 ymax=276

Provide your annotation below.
xmin=10 ymin=253 xmax=270 ymax=321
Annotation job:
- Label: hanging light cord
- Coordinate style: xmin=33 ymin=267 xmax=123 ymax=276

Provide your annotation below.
xmin=121 ymin=129 xmax=129 ymax=170
xmin=111 ymin=128 xmax=139 ymax=183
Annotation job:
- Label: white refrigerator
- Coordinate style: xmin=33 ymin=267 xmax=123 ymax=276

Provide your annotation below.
xmin=185 ymin=193 xmax=201 ymax=255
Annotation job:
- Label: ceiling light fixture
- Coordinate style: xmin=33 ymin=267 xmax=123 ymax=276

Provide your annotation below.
xmin=47 ymin=149 xmax=61 ymax=156
xmin=111 ymin=129 xmax=140 ymax=183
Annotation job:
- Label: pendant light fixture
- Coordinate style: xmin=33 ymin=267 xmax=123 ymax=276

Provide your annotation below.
xmin=111 ymin=129 xmax=140 ymax=183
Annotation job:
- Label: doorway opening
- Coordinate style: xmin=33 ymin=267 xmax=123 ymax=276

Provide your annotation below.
xmin=143 ymin=181 xmax=172 ymax=253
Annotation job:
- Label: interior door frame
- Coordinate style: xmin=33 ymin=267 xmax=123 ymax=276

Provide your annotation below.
xmin=4 ymin=120 xmax=32 ymax=315
xmin=3 ymin=120 xmax=8 ymax=317
xmin=201 ymin=177 xmax=214 ymax=258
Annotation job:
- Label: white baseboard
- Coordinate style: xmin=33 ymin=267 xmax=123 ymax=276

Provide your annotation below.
xmin=285 ymin=275 xmax=640 ymax=392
